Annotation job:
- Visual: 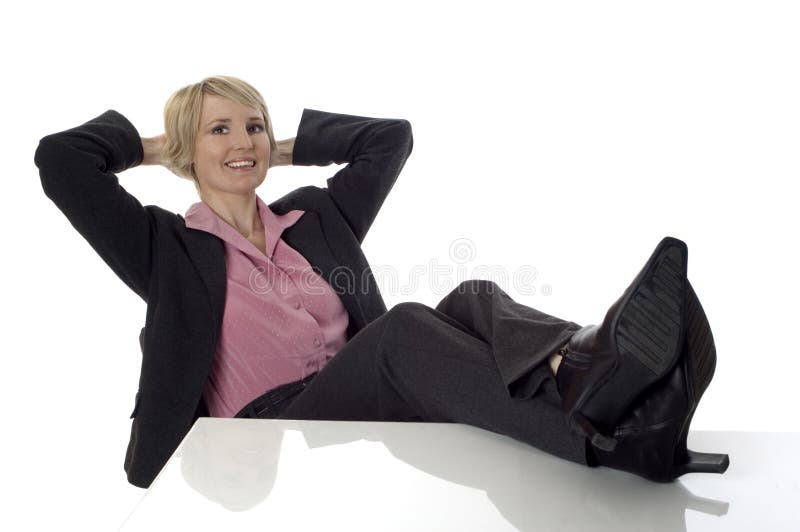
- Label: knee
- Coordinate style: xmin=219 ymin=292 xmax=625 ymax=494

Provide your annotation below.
xmin=457 ymin=279 xmax=502 ymax=295
xmin=444 ymin=280 xmax=504 ymax=303
xmin=384 ymin=302 xmax=431 ymax=327
xmin=376 ymin=302 xmax=432 ymax=365
xmin=379 ymin=302 xmax=435 ymax=346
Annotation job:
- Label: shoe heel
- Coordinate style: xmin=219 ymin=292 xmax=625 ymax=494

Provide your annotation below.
xmin=673 ymin=450 xmax=730 ymax=476
xmin=569 ymin=411 xmax=618 ymax=451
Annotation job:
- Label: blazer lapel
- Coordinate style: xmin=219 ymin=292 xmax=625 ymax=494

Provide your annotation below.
xmin=281 ymin=212 xmax=368 ymax=331
xmin=183 ymin=226 xmax=227 ymax=338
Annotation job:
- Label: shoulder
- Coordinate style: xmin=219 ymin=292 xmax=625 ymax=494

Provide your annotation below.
xmin=269 ymin=185 xmax=334 ymax=215
xmin=143 ymin=204 xmax=220 ymax=244
xmin=141 ymin=204 xmax=186 ymax=232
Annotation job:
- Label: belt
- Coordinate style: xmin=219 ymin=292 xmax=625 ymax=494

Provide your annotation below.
xmin=234 ymin=372 xmax=317 ymax=419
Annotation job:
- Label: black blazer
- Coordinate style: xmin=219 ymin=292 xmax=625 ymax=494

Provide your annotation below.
xmin=35 ymin=107 xmax=414 ymax=488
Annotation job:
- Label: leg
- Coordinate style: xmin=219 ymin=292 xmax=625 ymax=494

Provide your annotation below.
xmin=434 ymin=280 xmax=582 ymax=399
xmin=280 ymin=302 xmax=588 ymax=466
xmin=282 ymin=237 xmax=729 ymax=482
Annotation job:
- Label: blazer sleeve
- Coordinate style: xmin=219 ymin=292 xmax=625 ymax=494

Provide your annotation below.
xmin=34 ymin=110 xmax=153 ymax=300
xmin=291 ymin=108 xmax=413 ymax=243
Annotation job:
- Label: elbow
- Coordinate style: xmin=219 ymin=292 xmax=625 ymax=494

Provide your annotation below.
xmin=34 ymin=133 xmax=68 ymax=173
xmin=34 ymin=136 xmax=57 ymax=193
xmin=34 ymin=134 xmax=56 ymax=169
xmin=34 ymin=134 xmax=70 ymax=200
xmin=393 ymin=118 xmax=414 ymax=156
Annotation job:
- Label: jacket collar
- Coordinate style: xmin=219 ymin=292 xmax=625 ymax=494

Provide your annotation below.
xmin=184 ymin=195 xmax=304 ymax=260
xmin=181 ymin=202 xmax=369 ymax=335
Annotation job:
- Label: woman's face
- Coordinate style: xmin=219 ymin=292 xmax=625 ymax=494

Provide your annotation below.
xmin=192 ymin=94 xmax=270 ymax=198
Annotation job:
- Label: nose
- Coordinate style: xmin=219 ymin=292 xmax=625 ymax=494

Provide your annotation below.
xmin=231 ymin=126 xmax=253 ymax=150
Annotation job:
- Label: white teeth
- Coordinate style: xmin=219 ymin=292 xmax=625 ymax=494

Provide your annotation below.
xmin=226 ymin=160 xmax=255 ymax=168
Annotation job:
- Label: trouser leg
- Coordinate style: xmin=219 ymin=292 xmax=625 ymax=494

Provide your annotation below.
xmin=280 ymin=300 xmax=588 ymax=466
xmin=434 ymin=280 xmax=583 ymax=398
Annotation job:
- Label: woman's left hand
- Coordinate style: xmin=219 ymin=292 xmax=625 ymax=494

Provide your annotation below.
xmin=269 ymin=137 xmax=296 ymax=168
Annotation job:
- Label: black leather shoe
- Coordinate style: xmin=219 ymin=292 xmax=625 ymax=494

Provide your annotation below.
xmin=557 ymin=237 xmax=688 ymax=451
xmin=590 ymin=281 xmax=729 ymax=481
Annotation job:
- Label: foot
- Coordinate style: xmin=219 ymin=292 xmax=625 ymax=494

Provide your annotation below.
xmin=589 ymin=281 xmax=729 ymax=481
xmin=557 ymin=236 xmax=689 ymax=450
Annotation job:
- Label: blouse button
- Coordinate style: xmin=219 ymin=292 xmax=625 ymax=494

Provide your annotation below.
xmin=314 ymin=338 xmax=322 ymax=348
xmin=294 ymin=301 xmax=301 ymax=310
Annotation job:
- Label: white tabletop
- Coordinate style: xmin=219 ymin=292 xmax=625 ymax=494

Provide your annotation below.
xmin=120 ymin=419 xmax=799 ymax=531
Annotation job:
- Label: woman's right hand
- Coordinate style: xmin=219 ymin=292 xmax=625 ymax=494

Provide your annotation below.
xmin=140 ymin=134 xmax=167 ymax=166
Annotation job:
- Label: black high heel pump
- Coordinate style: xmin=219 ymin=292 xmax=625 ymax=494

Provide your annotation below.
xmin=591 ymin=281 xmax=729 ymax=481
xmin=557 ymin=237 xmax=689 ymax=451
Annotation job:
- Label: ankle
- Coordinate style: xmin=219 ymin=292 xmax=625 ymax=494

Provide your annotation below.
xmin=549 ymin=345 xmax=569 ymax=376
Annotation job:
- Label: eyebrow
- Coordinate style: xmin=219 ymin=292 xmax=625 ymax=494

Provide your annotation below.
xmin=204 ymin=117 xmax=265 ymax=127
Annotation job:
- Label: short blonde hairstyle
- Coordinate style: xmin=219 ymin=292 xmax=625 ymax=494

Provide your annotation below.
xmin=163 ymin=75 xmax=277 ymax=183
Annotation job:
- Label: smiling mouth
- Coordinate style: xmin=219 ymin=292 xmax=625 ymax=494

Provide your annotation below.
xmin=226 ymin=160 xmax=255 ymax=168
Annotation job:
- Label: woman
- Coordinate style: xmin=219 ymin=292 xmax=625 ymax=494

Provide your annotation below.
xmin=35 ymin=75 xmax=728 ymax=489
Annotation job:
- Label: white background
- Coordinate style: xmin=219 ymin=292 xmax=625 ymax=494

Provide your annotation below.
xmin=2 ymin=0 xmax=798 ymax=529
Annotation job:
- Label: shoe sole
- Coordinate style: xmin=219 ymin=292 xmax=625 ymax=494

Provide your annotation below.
xmin=685 ymin=281 xmax=717 ymax=400
xmin=669 ymin=281 xmax=729 ymax=478
xmin=582 ymin=237 xmax=688 ymax=432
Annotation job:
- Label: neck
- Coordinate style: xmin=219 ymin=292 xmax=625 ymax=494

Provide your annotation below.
xmin=200 ymin=190 xmax=263 ymax=239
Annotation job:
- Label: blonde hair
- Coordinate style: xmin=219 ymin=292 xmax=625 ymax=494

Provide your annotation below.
xmin=163 ymin=75 xmax=277 ymax=183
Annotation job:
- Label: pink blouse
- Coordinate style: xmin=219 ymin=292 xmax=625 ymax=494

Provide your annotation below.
xmin=184 ymin=195 xmax=349 ymax=417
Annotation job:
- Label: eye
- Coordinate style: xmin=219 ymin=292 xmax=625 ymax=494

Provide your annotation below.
xmin=211 ymin=125 xmax=228 ymax=135
xmin=248 ymin=123 xmax=265 ymax=134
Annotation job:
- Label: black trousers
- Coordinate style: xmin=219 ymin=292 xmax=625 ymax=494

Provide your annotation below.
xmin=276 ymin=279 xmax=588 ymax=466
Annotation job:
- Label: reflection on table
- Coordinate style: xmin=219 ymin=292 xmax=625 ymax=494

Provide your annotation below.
xmin=121 ymin=419 xmax=799 ymax=531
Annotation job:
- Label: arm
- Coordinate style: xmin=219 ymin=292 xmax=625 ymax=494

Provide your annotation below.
xmin=290 ymin=108 xmax=414 ymax=243
xmin=34 ymin=110 xmax=154 ymax=300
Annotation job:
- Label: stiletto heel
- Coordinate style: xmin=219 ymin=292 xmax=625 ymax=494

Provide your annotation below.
xmin=673 ymin=450 xmax=730 ymax=476
xmin=673 ymin=283 xmax=729 ymax=477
